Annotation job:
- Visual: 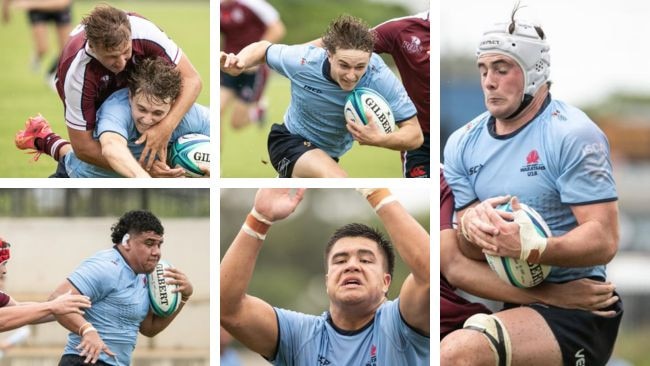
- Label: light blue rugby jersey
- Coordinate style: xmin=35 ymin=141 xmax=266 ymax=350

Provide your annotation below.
xmin=63 ymin=247 xmax=149 ymax=366
xmin=265 ymin=44 xmax=417 ymax=158
xmin=64 ymin=88 xmax=210 ymax=177
xmin=271 ymin=299 xmax=429 ymax=366
xmin=443 ymin=97 xmax=617 ymax=282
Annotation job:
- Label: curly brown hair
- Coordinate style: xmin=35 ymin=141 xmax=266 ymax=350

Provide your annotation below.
xmin=128 ymin=58 xmax=181 ymax=105
xmin=82 ymin=4 xmax=131 ymax=51
xmin=321 ymin=14 xmax=375 ymax=55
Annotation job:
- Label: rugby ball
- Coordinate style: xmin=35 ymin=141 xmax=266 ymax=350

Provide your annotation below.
xmin=344 ymin=87 xmax=396 ymax=134
xmin=168 ymin=134 xmax=210 ymax=177
xmin=147 ymin=259 xmax=180 ymax=317
xmin=485 ymin=202 xmax=552 ymax=288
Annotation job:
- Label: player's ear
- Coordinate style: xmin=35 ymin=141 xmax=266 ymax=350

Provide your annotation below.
xmin=121 ymin=233 xmax=130 ymax=249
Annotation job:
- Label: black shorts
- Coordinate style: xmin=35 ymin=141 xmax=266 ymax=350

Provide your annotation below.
xmin=267 ymin=123 xmax=337 ymax=178
xmin=401 ymin=132 xmax=429 ymax=178
xmin=28 ymin=6 xmax=72 ymax=25
xmin=59 ymin=354 xmax=113 ymax=366
xmin=504 ymin=292 xmax=623 ymax=365
xmin=220 ymin=66 xmax=268 ymax=103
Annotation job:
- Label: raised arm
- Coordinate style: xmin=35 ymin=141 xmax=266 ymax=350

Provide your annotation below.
xmin=220 ymin=41 xmax=272 ymax=77
xmin=359 ymin=189 xmax=429 ymax=335
xmin=220 ymin=188 xmax=306 ymax=359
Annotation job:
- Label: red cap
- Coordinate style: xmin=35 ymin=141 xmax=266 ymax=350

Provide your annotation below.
xmin=0 ymin=238 xmax=10 ymax=264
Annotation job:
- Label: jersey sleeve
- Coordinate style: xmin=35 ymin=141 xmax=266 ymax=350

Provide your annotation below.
xmin=271 ymin=307 xmax=320 ymax=365
xmin=440 ymin=170 xmax=455 ymax=230
xmin=369 ymin=56 xmax=416 ymax=123
xmin=381 ymin=300 xmax=429 ymax=358
xmin=265 ymin=44 xmax=303 ymax=79
xmin=555 ymin=122 xmax=618 ymax=204
xmin=443 ymin=126 xmax=479 ymax=210
xmin=170 ymin=104 xmax=211 ymax=141
xmin=129 ymin=15 xmax=183 ymax=65
xmin=67 ymin=256 xmax=117 ymax=301
xmin=372 ymin=21 xmax=397 ymax=54
xmin=94 ymin=91 xmax=132 ymax=140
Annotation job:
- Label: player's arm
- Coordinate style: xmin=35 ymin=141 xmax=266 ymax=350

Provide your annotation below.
xmin=67 ymin=129 xmax=114 ymax=170
xmin=442 ymin=227 xmax=619 ymax=315
xmin=346 ymin=114 xmax=423 ymax=151
xmin=476 ymin=198 xmax=619 ymax=266
xmin=137 ymin=54 xmax=202 ymax=170
xmin=221 ymin=188 xmax=306 ymax=359
xmin=361 ymin=189 xmax=429 ymax=335
xmin=220 ymin=41 xmax=272 ymax=77
xmin=140 ymin=267 xmax=193 ymax=336
xmin=0 ymin=293 xmax=90 ymax=331
xmin=456 ymin=196 xmax=511 ymax=260
xmin=49 ymin=281 xmax=114 ymax=364
xmin=99 ymin=132 xmax=150 ymax=178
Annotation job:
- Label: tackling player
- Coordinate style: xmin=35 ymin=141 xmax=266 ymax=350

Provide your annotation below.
xmin=373 ymin=11 xmax=430 ymax=178
xmin=15 ymin=58 xmax=210 ymax=178
xmin=221 ymin=188 xmax=429 ymax=364
xmin=49 ymin=210 xmax=194 ymax=365
xmin=442 ymin=6 xmax=622 ymax=365
xmin=220 ymin=15 xmax=423 ymax=178
xmin=0 ymin=238 xmax=92 ymax=332
xmin=440 ymin=169 xmax=619 ymax=340
xmin=20 ymin=4 xmax=202 ymax=177
xmin=220 ymin=0 xmax=285 ymax=130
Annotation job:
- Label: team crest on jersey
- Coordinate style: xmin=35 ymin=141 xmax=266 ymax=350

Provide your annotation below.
xmin=364 ymin=344 xmax=377 ymax=366
xmin=520 ymin=149 xmax=546 ymax=176
xmin=317 ymin=355 xmax=331 ymax=365
xmin=402 ymin=36 xmax=423 ymax=54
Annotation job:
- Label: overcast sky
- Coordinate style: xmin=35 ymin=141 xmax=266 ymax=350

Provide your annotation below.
xmin=441 ymin=0 xmax=650 ymax=106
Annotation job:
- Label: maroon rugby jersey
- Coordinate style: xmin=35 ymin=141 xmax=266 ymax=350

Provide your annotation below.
xmin=373 ymin=12 xmax=430 ymax=134
xmin=440 ymin=170 xmax=491 ymax=338
xmin=220 ymin=0 xmax=281 ymax=54
xmin=56 ymin=13 xmax=182 ymax=131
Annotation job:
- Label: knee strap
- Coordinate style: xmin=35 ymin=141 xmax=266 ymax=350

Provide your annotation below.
xmin=463 ymin=313 xmax=512 ymax=366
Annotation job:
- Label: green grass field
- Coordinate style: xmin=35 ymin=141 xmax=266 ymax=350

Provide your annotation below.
xmin=220 ymin=74 xmax=405 ymax=178
xmin=0 ymin=0 xmax=209 ymax=177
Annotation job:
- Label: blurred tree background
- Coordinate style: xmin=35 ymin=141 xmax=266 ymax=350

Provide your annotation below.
xmin=220 ymin=188 xmax=430 ymax=314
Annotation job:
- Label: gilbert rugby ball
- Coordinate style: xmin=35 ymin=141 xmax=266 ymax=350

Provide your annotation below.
xmin=344 ymin=87 xmax=396 ymax=134
xmin=147 ymin=259 xmax=180 ymax=317
xmin=485 ymin=202 xmax=552 ymax=288
xmin=168 ymin=134 xmax=210 ymax=177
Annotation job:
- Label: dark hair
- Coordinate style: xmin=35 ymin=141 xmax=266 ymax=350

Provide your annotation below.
xmin=324 ymin=223 xmax=395 ymax=277
xmin=508 ymin=1 xmax=545 ymax=39
xmin=128 ymin=57 xmax=182 ymax=105
xmin=110 ymin=210 xmax=164 ymax=244
xmin=321 ymin=14 xmax=375 ymax=55
xmin=83 ymin=5 xmax=131 ymax=51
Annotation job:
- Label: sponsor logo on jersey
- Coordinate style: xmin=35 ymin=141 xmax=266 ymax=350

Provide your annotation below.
xmin=402 ymin=36 xmax=423 ymax=54
xmin=365 ymin=344 xmax=377 ymax=366
xmin=408 ymin=165 xmax=428 ymax=178
xmin=575 ymin=348 xmax=585 ymax=366
xmin=317 ymin=355 xmax=331 ymax=365
xmin=521 ymin=149 xmax=546 ymax=176
xmin=303 ymin=84 xmax=322 ymax=94
xmin=551 ymin=109 xmax=568 ymax=121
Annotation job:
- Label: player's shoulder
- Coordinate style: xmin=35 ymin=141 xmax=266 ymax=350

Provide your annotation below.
xmin=543 ymin=98 xmax=603 ymax=136
xmin=449 ymin=111 xmax=491 ymax=142
xmin=374 ymin=11 xmax=430 ymax=31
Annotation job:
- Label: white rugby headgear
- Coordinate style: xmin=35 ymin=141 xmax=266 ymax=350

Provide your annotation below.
xmin=477 ymin=21 xmax=550 ymax=98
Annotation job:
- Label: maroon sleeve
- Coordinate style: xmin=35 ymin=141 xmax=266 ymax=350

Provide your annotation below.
xmin=0 ymin=291 xmax=11 ymax=307
xmin=372 ymin=21 xmax=396 ymax=55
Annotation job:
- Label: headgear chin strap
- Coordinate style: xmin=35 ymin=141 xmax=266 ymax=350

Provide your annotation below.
xmin=0 ymin=238 xmax=11 ymax=265
xmin=477 ymin=20 xmax=550 ymax=103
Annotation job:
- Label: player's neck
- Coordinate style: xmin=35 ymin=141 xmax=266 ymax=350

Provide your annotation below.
xmin=495 ymin=85 xmax=549 ymax=135
xmin=328 ymin=299 xmax=384 ymax=331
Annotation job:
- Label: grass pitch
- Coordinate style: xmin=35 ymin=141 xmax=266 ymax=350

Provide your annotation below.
xmin=0 ymin=1 xmax=209 ymax=177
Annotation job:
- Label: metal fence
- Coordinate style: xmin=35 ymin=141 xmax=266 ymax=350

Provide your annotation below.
xmin=0 ymin=189 xmax=209 ymax=217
